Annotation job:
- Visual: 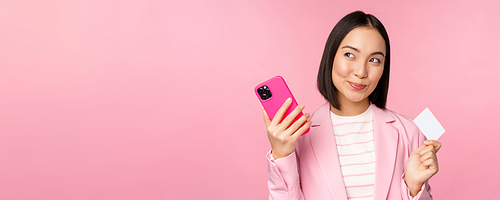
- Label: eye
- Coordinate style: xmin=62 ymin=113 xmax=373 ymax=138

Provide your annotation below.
xmin=344 ymin=52 xmax=355 ymax=58
xmin=370 ymin=58 xmax=381 ymax=63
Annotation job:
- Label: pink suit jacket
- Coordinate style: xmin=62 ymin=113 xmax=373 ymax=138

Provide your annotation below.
xmin=267 ymin=102 xmax=432 ymax=200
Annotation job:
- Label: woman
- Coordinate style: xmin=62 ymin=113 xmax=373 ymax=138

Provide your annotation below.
xmin=263 ymin=11 xmax=441 ymax=200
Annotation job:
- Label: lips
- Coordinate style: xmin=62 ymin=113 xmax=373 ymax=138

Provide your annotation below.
xmin=349 ymin=82 xmax=366 ymax=90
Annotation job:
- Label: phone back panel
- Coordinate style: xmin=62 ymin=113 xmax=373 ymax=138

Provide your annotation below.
xmin=255 ymin=76 xmax=309 ymax=135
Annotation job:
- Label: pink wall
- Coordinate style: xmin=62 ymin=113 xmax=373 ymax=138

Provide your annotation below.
xmin=1 ymin=0 xmax=499 ymax=199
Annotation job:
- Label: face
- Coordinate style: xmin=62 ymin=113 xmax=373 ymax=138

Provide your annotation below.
xmin=332 ymin=27 xmax=386 ymax=106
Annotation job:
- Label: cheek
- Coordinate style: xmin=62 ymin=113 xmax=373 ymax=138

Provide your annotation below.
xmin=369 ymin=67 xmax=384 ymax=85
xmin=332 ymin=60 xmax=351 ymax=78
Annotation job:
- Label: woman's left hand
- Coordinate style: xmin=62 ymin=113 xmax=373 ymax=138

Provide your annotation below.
xmin=405 ymin=140 xmax=442 ymax=196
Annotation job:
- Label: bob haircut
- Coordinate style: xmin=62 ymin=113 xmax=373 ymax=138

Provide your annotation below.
xmin=317 ymin=11 xmax=391 ymax=110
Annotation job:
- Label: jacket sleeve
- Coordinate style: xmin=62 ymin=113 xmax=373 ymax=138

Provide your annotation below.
xmin=401 ymin=173 xmax=432 ymax=200
xmin=267 ymin=150 xmax=305 ymax=200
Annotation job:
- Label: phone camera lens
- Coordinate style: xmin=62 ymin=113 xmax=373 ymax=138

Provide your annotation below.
xmin=258 ymin=85 xmax=272 ymax=100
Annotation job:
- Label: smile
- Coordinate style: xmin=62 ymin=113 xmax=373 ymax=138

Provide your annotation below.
xmin=348 ymin=82 xmax=366 ymax=90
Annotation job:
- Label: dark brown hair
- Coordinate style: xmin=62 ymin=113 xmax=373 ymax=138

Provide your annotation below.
xmin=317 ymin=11 xmax=391 ymax=110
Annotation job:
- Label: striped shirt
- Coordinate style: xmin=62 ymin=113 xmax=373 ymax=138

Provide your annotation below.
xmin=331 ymin=105 xmax=375 ymax=200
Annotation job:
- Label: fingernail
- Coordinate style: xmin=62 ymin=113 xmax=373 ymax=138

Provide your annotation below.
xmin=299 ymin=104 xmax=304 ymax=109
xmin=287 ymin=98 xmax=292 ymax=103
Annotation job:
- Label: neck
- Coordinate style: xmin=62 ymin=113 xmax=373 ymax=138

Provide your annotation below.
xmin=330 ymin=98 xmax=370 ymax=116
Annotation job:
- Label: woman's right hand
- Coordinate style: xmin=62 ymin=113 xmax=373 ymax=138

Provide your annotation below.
xmin=263 ymin=98 xmax=312 ymax=159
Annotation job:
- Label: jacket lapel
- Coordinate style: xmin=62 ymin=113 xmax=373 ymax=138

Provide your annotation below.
xmin=308 ymin=102 xmax=348 ymax=200
xmin=308 ymin=103 xmax=399 ymax=200
xmin=371 ymin=105 xmax=399 ymax=200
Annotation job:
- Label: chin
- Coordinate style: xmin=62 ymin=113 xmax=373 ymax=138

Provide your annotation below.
xmin=346 ymin=95 xmax=368 ymax=103
xmin=346 ymin=98 xmax=364 ymax=103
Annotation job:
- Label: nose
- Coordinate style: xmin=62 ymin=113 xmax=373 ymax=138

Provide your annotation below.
xmin=353 ymin=61 xmax=368 ymax=78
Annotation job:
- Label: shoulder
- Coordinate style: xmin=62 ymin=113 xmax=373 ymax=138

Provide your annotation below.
xmin=308 ymin=102 xmax=331 ymax=122
xmin=379 ymin=107 xmax=427 ymax=149
xmin=373 ymin=106 xmax=421 ymax=136
xmin=388 ymin=108 xmax=417 ymax=128
xmin=311 ymin=102 xmax=330 ymax=115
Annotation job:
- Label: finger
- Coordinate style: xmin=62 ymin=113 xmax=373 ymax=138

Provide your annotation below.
xmin=418 ymin=145 xmax=435 ymax=156
xmin=411 ymin=144 xmax=427 ymax=155
xmin=421 ymin=151 xmax=438 ymax=165
xmin=421 ymin=157 xmax=435 ymax=168
xmin=419 ymin=151 xmax=434 ymax=163
xmin=286 ymin=112 xmax=310 ymax=134
xmin=292 ymin=120 xmax=312 ymax=139
xmin=270 ymin=98 xmax=292 ymax=126
xmin=428 ymin=158 xmax=439 ymax=173
xmin=424 ymin=140 xmax=442 ymax=153
xmin=421 ymin=156 xmax=438 ymax=171
xmin=279 ymin=104 xmax=306 ymax=130
xmin=263 ymin=109 xmax=272 ymax=128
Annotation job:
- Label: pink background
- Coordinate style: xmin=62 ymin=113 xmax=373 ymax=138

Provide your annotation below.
xmin=1 ymin=0 xmax=499 ymax=199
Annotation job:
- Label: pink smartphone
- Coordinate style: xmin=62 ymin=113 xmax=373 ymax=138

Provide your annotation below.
xmin=255 ymin=76 xmax=310 ymax=135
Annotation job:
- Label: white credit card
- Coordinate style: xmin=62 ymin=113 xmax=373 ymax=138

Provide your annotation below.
xmin=414 ymin=108 xmax=445 ymax=140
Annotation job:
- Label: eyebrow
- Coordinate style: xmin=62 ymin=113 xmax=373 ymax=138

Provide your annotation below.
xmin=341 ymin=45 xmax=385 ymax=57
